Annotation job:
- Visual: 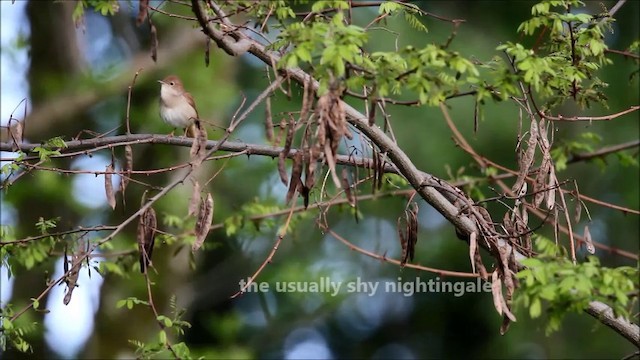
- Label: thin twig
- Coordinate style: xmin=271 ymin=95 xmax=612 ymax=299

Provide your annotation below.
xmin=144 ymin=270 xmax=180 ymax=358
xmin=327 ymin=228 xmax=481 ymax=278
xmin=230 ymin=198 xmax=297 ymax=298
xmin=125 ymin=69 xmax=143 ymax=135
xmin=539 ymin=106 xmax=639 ymax=122
xmin=568 ymin=140 xmax=640 ymax=163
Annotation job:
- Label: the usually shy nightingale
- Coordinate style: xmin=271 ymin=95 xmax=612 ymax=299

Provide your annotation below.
xmin=158 ymin=75 xmax=200 ymax=137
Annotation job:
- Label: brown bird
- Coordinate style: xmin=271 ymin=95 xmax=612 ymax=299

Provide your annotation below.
xmin=158 ymin=75 xmax=201 ymax=137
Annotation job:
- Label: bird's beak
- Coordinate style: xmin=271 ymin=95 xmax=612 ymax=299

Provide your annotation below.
xmin=157 ymin=80 xmax=165 ymax=85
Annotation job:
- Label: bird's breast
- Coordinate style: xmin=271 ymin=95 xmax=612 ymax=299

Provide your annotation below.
xmin=159 ymin=97 xmax=198 ymax=128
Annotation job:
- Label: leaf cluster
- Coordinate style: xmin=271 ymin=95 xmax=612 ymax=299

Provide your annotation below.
xmin=119 ymin=295 xmax=194 ymax=359
xmin=498 ymin=0 xmax=615 ymax=109
xmin=223 ymin=197 xmax=310 ymax=237
xmin=0 ymin=306 xmax=36 ymax=353
xmin=516 ymin=236 xmax=639 ymax=334
xmin=73 ymin=0 xmax=120 ymax=25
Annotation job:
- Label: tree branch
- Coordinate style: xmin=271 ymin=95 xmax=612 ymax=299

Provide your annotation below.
xmin=586 ymin=301 xmax=639 ymax=346
xmin=568 ymin=140 xmax=640 ymax=163
xmin=0 ymin=134 xmax=392 ymax=172
xmin=538 ymin=106 xmax=639 ymax=122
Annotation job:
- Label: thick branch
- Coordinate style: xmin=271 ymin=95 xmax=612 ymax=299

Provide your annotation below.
xmin=586 ymin=301 xmax=639 ymax=346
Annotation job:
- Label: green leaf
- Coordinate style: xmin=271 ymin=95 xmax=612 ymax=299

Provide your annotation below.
xmin=159 ymin=330 xmax=167 ymax=344
xmin=32 ymin=146 xmax=61 ymax=162
xmin=539 ymin=286 xmax=557 ymax=301
xmin=3 ymin=317 xmax=14 ymax=330
xmin=295 ymin=46 xmax=312 ymax=63
xmin=404 ymin=13 xmax=428 ymax=33
xmin=379 ymin=1 xmax=401 ymax=14
xmin=520 ymin=258 xmax=543 ymax=268
xmin=285 ymin=53 xmax=298 ymax=69
xmin=157 ymin=315 xmax=173 ymax=328
xmin=72 ymin=1 xmax=86 ymax=25
xmin=172 ymin=342 xmax=192 ymax=359
xmin=617 ymin=152 xmax=639 ymax=167
xmin=312 ymin=0 xmax=349 ymax=13
xmin=530 ymin=297 xmax=542 ymax=318
xmin=45 ymin=136 xmax=67 ymax=148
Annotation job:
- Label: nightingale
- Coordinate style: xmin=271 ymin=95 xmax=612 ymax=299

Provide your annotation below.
xmin=158 ymin=75 xmax=201 ymax=137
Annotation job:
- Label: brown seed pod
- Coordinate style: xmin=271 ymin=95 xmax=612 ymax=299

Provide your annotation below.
xmin=137 ymin=207 xmax=157 ymax=273
xmin=193 ymin=193 xmax=214 ymax=252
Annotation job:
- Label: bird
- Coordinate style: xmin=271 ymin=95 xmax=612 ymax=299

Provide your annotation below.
xmin=158 ymin=75 xmax=201 ymax=137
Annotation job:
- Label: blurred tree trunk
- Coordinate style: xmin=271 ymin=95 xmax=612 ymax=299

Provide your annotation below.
xmin=26 ymin=1 xmax=83 ymax=102
xmin=25 ymin=0 xmax=85 ymax=141
xmin=5 ymin=2 xmax=84 ymax=359
xmin=20 ymin=1 xmax=83 ymax=235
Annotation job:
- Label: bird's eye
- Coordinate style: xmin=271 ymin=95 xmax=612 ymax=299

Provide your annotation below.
xmin=170 ymin=82 xmax=175 ymax=86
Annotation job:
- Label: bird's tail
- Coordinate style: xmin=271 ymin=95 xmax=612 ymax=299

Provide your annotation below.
xmin=186 ymin=119 xmax=205 ymax=138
